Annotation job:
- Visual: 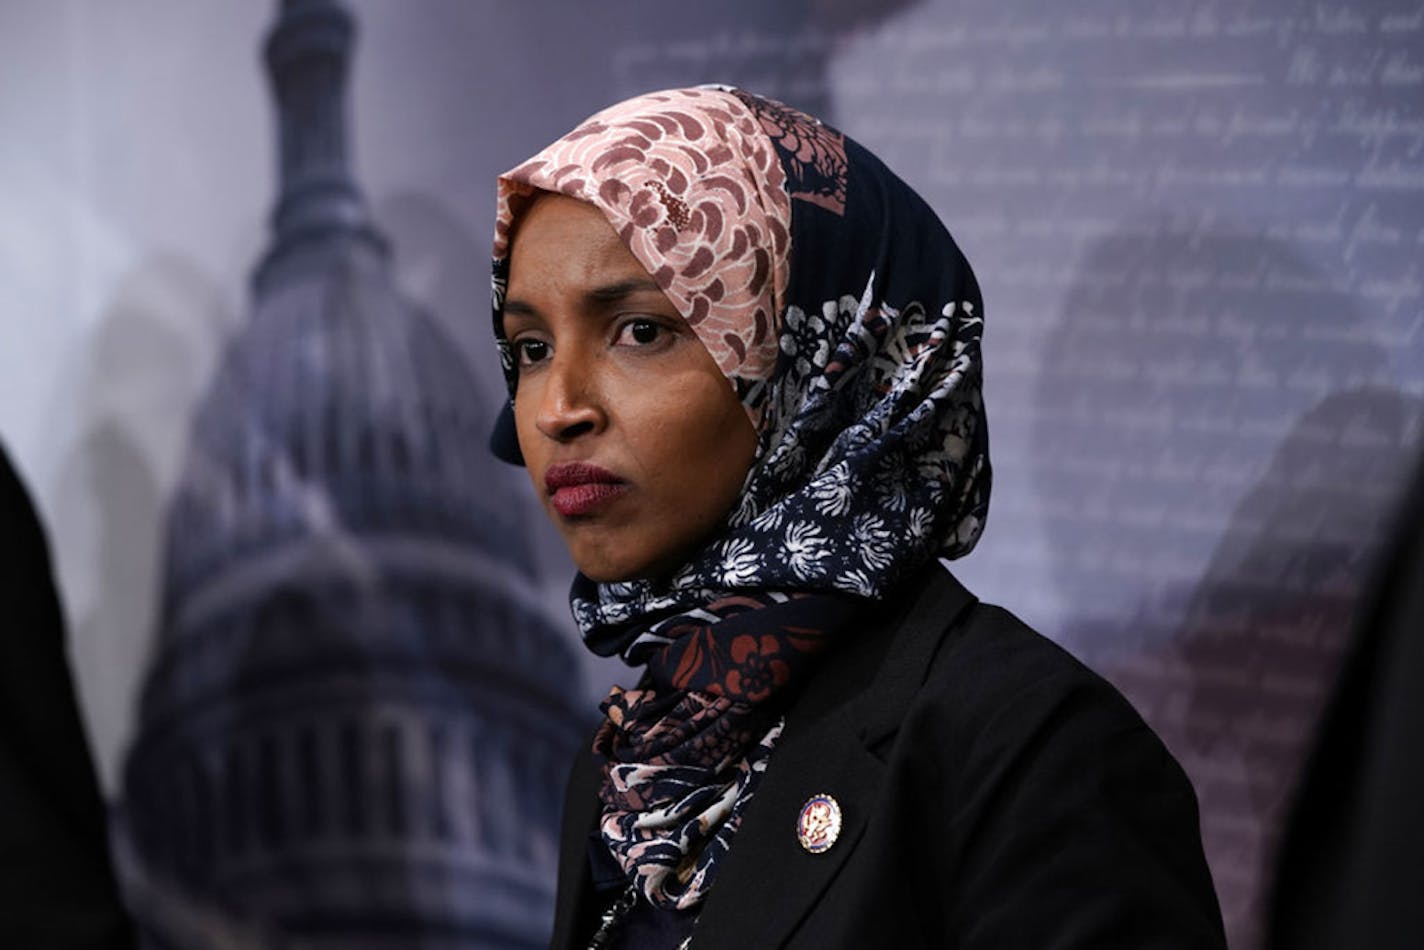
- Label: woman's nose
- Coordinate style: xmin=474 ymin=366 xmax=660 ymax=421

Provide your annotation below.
xmin=533 ymin=351 xmax=606 ymax=442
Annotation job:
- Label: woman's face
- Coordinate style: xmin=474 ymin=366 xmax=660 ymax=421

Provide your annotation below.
xmin=503 ymin=195 xmax=759 ymax=583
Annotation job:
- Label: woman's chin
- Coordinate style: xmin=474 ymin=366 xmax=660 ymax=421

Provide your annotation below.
xmin=570 ymin=547 xmax=688 ymax=586
xmin=576 ymin=561 xmax=669 ymax=586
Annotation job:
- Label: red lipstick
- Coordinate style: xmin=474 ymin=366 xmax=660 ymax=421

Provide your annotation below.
xmin=544 ymin=462 xmax=628 ymax=517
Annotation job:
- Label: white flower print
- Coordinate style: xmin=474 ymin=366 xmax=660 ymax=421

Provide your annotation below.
xmin=716 ymin=537 xmax=762 ymax=586
xmin=810 ymin=338 xmax=831 ymax=369
xmin=781 ymin=520 xmax=831 ymax=581
xmin=924 ymin=479 xmax=947 ymax=505
xmin=775 ymin=442 xmax=808 ymax=480
xmin=780 ymin=309 xmax=806 ymax=354
xmin=907 ymin=506 xmax=935 ymax=541
xmin=873 ymin=463 xmax=911 ymax=512
xmin=808 ymin=464 xmax=855 ymax=516
xmin=839 ymin=568 xmax=876 ymax=598
xmin=853 ymin=513 xmax=896 ymax=571
xmin=669 ymin=562 xmax=700 ymax=590
xmin=918 ymin=454 xmax=954 ymax=484
xmin=749 ymin=503 xmax=787 ymax=533
xmin=603 ymin=602 xmax=634 ymax=624
xmin=838 ymin=423 xmax=877 ymax=454
xmin=785 ymin=304 xmax=808 ymax=332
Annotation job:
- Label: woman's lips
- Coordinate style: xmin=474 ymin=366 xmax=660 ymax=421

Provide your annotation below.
xmin=544 ymin=462 xmax=629 ymax=517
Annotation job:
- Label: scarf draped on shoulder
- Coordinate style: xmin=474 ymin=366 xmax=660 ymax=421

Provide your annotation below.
xmin=491 ymin=86 xmax=990 ymax=910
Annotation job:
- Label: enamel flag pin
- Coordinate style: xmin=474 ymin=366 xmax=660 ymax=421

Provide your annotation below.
xmin=797 ymin=793 xmax=842 ymax=853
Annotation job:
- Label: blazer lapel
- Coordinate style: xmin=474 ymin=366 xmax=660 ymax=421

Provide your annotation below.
xmin=549 ymin=744 xmax=605 ymax=950
xmin=689 ymin=697 xmax=885 ymax=947
xmin=690 ymin=568 xmax=976 ymax=948
xmin=548 ymin=702 xmax=880 ymax=950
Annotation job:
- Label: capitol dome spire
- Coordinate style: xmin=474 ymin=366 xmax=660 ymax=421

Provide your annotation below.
xmin=256 ymin=0 xmax=384 ymax=292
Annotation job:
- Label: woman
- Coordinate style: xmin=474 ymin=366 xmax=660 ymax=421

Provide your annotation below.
xmin=489 ymin=87 xmax=1225 ymax=948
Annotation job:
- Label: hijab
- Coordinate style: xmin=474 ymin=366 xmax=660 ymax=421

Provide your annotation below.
xmin=492 ymin=86 xmax=990 ymax=911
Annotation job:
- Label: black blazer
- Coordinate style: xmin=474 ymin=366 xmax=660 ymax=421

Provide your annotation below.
xmin=551 ymin=567 xmax=1226 ymax=948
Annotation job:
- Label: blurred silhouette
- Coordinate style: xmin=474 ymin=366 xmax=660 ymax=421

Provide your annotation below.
xmin=0 ymin=442 xmax=134 ymax=948
xmin=1033 ymin=223 xmax=1420 ymax=949
xmin=56 ymin=251 xmax=233 ymax=794
xmin=1268 ymin=451 xmax=1424 ymax=949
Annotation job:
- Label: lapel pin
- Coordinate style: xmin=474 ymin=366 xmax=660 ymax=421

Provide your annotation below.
xmin=797 ymin=793 xmax=842 ymax=853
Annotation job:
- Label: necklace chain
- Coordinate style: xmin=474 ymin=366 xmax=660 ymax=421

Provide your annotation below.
xmin=586 ymin=882 xmax=695 ymax=950
xmin=587 ymin=882 xmax=639 ymax=949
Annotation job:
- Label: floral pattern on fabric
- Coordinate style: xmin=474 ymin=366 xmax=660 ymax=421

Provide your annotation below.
xmin=575 ymin=275 xmax=988 ymax=650
xmin=591 ymin=593 xmax=845 ymax=909
xmin=728 ymin=87 xmax=847 ymax=216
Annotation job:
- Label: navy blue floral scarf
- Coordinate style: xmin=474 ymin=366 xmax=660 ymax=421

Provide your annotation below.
xmin=492 ymin=86 xmax=989 ymax=910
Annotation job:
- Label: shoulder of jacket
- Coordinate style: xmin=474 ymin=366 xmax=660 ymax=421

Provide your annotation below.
xmin=902 ymin=583 xmax=1158 ymax=749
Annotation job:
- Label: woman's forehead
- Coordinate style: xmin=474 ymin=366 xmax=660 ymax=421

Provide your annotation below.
xmin=506 ymin=195 xmax=667 ymax=303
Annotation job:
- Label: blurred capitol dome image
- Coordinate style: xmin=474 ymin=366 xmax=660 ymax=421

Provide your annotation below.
xmin=117 ymin=2 xmax=583 ymax=946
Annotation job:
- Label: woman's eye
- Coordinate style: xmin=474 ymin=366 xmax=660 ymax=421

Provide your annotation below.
xmin=617 ymin=318 xmax=664 ymax=346
xmin=513 ymin=338 xmax=550 ymax=365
